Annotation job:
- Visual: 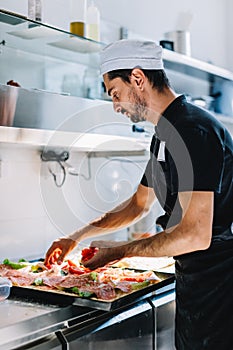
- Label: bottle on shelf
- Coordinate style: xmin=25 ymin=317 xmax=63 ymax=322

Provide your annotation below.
xmin=70 ymin=0 xmax=87 ymax=37
xmin=86 ymin=0 xmax=100 ymax=41
xmin=83 ymin=68 xmax=101 ymax=99
xmin=62 ymin=73 xmax=83 ymax=97
xmin=120 ymin=26 xmax=128 ymax=40
xmin=28 ymin=0 xmax=42 ymax=22
xmin=28 ymin=0 xmax=35 ymax=20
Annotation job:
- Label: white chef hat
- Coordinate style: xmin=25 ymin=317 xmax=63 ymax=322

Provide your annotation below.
xmin=100 ymin=39 xmax=164 ymax=75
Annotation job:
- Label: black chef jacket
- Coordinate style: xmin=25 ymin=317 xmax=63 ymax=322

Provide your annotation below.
xmin=140 ymin=95 xmax=233 ymax=349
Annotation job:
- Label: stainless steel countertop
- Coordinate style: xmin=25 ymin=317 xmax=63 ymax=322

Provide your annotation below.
xmin=0 ymin=298 xmax=99 ymax=349
xmin=0 ymin=280 xmax=175 ymax=349
xmin=0 ymin=298 xmax=56 ymax=328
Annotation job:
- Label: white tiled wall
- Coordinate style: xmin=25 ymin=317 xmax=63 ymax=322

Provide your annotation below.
xmin=0 ymin=144 xmax=149 ymax=261
xmin=0 ymin=146 xmax=53 ymax=260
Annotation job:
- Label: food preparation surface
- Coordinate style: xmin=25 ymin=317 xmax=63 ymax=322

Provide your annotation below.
xmin=0 ymin=298 xmax=99 ymax=349
xmin=0 ymin=299 xmax=55 ymax=328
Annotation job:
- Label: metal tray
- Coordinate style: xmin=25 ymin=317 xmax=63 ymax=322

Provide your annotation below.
xmin=10 ymin=272 xmax=175 ymax=311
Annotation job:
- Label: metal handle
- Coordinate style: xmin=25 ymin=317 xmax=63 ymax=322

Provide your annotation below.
xmin=55 ymin=330 xmax=69 ymax=350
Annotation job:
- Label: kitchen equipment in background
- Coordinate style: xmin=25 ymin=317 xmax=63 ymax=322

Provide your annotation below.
xmin=0 ymin=83 xmax=19 ymax=126
xmin=0 ymin=277 xmax=12 ymax=301
xmin=83 ymin=67 xmax=101 ymax=99
xmin=163 ymin=30 xmax=191 ymax=56
xmin=159 ymin=40 xmax=174 ymax=51
xmin=62 ymin=73 xmax=83 ymax=97
xmin=120 ymin=26 xmax=128 ymax=40
xmin=28 ymin=0 xmax=42 ymax=22
xmin=86 ymin=0 xmax=100 ymax=41
xmin=212 ymin=80 xmax=233 ymax=117
xmin=191 ymin=95 xmax=215 ymax=110
xmin=70 ymin=0 xmax=87 ymax=37
xmin=184 ymin=93 xmax=217 ymax=111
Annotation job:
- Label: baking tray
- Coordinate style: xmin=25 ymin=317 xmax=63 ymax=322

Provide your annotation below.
xmin=10 ymin=272 xmax=175 ymax=311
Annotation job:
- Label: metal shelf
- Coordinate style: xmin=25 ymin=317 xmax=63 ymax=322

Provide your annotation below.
xmin=1 ymin=9 xmax=233 ymax=83
xmin=0 ymin=9 xmax=104 ymax=70
xmin=163 ymin=49 xmax=233 ymax=82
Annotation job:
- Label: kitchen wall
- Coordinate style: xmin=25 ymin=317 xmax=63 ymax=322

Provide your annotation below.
xmin=0 ymin=133 xmax=152 ymax=260
xmin=97 ymin=0 xmax=229 ymax=70
xmin=0 ymin=0 xmax=232 ymax=71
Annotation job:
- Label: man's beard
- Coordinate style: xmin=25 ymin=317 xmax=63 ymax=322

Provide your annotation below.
xmin=127 ymin=88 xmax=147 ymax=123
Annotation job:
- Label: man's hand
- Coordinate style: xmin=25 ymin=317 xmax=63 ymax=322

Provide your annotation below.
xmin=82 ymin=240 xmax=126 ymax=270
xmin=44 ymin=237 xmax=77 ymax=267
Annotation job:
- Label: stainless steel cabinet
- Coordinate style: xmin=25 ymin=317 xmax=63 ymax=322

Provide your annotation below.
xmin=4 ymin=290 xmax=175 ymax=350
xmin=26 ymin=293 xmax=175 ymax=350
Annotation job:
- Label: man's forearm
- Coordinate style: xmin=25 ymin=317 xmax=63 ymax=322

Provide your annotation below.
xmin=68 ymin=193 xmax=151 ymax=242
xmin=119 ymin=192 xmax=213 ymax=259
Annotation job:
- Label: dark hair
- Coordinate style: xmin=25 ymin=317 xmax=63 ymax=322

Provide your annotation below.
xmin=107 ymin=69 xmax=171 ymax=93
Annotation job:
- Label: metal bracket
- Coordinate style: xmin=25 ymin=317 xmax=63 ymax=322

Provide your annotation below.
xmin=40 ymin=150 xmax=69 ymax=187
xmin=41 ymin=150 xmax=69 ymax=162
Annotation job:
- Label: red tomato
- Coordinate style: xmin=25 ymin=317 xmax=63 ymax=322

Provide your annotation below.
xmin=124 ymin=277 xmax=145 ymax=282
xmin=68 ymin=266 xmax=85 ymax=275
xmin=67 ymin=259 xmax=77 ymax=267
xmin=81 ymin=247 xmax=98 ymax=262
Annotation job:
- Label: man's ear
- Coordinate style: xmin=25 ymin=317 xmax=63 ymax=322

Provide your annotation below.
xmin=130 ymin=68 xmax=145 ymax=90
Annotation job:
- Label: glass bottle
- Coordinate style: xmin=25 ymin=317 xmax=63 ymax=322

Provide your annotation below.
xmin=28 ymin=0 xmax=35 ymax=20
xmin=86 ymin=0 xmax=100 ymax=41
xmin=35 ymin=0 xmax=42 ymax=21
xmin=28 ymin=0 xmax=42 ymax=21
xmin=70 ymin=0 xmax=87 ymax=37
xmin=83 ymin=68 xmax=101 ymax=99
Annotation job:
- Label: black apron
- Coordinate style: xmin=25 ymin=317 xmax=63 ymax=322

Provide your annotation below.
xmin=175 ymin=228 xmax=233 ymax=350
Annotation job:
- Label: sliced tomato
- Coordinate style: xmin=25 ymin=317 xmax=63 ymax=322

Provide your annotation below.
xmin=68 ymin=266 xmax=86 ymax=275
xmin=123 ymin=277 xmax=145 ymax=282
xmin=81 ymin=247 xmax=99 ymax=262
xmin=67 ymin=259 xmax=77 ymax=267
xmin=61 ymin=263 xmax=68 ymax=269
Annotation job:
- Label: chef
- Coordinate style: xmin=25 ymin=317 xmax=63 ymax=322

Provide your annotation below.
xmin=45 ymin=39 xmax=233 ymax=349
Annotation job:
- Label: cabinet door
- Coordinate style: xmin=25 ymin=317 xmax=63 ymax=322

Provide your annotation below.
xmin=68 ymin=307 xmax=154 ymax=350
xmin=157 ymin=300 xmax=176 ymax=350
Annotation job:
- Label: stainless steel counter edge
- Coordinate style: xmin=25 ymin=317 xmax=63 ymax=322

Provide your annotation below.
xmin=0 ymin=126 xmax=147 ymax=151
